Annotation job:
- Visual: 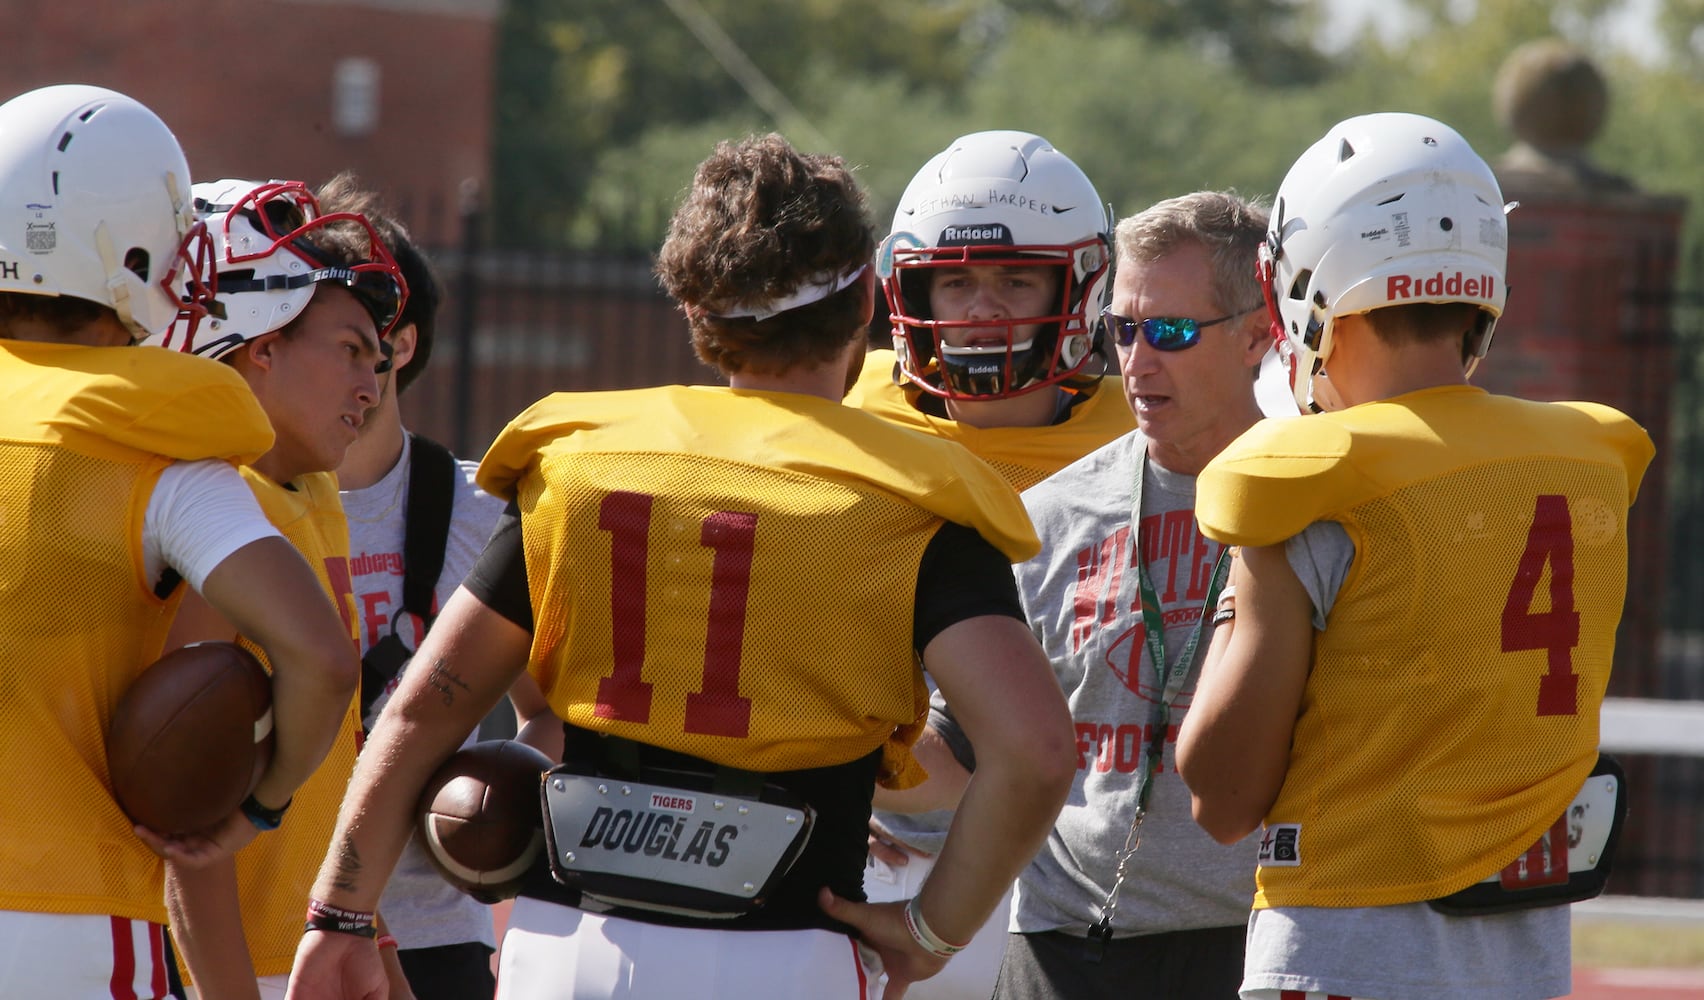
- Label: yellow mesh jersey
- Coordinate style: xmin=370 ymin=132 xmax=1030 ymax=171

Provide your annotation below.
xmin=0 ymin=340 xmax=271 ymax=924
xmin=1197 ymin=385 xmax=1654 ymax=908
xmin=844 ymin=349 xmax=1135 ymax=490
xmin=228 ymin=469 xmax=360 ymax=976
xmin=479 ymin=385 xmax=1038 ymax=781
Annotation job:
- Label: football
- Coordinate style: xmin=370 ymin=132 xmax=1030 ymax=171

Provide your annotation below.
xmin=416 ymin=739 xmax=554 ymax=902
xmin=106 ymin=641 xmax=274 ymax=837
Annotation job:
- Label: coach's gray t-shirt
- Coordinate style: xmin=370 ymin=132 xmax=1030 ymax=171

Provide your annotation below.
xmin=1006 ymin=431 xmax=1257 ymax=936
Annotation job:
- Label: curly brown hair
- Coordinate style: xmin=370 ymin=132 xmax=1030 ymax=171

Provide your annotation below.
xmin=655 ymin=134 xmax=875 ymax=376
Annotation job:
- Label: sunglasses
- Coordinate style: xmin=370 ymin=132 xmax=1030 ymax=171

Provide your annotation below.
xmin=1100 ymin=306 xmax=1259 ymax=351
xmin=214 ymin=181 xmax=410 ymax=338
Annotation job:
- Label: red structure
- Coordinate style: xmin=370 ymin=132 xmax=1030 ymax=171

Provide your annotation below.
xmin=1483 ymin=183 xmax=1687 ymax=698
xmin=0 ymin=0 xmax=499 ymax=248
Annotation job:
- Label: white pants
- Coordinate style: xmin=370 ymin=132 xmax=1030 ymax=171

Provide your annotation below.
xmin=495 ymin=897 xmax=880 ymax=999
xmin=862 ymin=852 xmax=1011 ymax=1000
xmin=0 ymin=910 xmax=172 ymax=999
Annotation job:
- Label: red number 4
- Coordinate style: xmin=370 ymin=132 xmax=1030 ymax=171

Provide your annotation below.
xmin=593 ymin=490 xmax=756 ymax=738
xmin=1500 ymin=495 xmax=1580 ymax=717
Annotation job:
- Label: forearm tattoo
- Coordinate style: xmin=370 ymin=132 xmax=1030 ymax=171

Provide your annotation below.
xmin=425 ymin=656 xmax=472 ymax=707
xmin=329 ymin=831 xmax=365 ymax=894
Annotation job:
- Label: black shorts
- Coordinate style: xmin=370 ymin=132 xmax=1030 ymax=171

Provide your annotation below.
xmin=398 ymin=941 xmax=496 ymax=1000
xmin=993 ymin=925 xmax=1245 ymax=1000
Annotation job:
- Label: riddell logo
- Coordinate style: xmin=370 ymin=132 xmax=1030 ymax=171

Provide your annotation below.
xmin=1387 ymin=271 xmax=1495 ymax=300
xmin=939 ymin=223 xmax=1012 ymax=246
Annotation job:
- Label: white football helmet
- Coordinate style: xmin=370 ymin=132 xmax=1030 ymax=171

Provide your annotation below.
xmin=146 ymin=178 xmax=406 ymax=360
xmin=0 ymin=84 xmax=215 ymax=341
xmin=878 ymin=130 xmax=1112 ymax=399
xmin=1260 ymin=112 xmax=1513 ymax=412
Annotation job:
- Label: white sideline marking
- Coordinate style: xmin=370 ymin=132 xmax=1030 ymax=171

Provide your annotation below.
xmin=1575 ymin=895 xmax=1704 ymax=925
xmin=1585 ymin=967 xmax=1704 ymax=987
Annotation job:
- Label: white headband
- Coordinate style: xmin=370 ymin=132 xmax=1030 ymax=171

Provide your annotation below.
xmin=707 ymin=263 xmax=868 ymax=322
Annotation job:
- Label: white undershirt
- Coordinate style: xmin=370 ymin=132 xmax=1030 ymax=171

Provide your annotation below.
xmin=141 ymin=459 xmax=282 ymax=593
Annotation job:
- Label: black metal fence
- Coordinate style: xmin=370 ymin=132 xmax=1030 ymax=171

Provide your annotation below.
xmin=1614 ymin=240 xmax=1704 ymax=900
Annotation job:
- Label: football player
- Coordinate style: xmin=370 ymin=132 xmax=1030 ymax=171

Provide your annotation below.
xmin=1180 ymin=112 xmax=1655 ymax=1000
xmin=144 ymin=177 xmax=407 ymax=999
xmin=0 ymin=85 xmax=357 ymax=998
xmin=287 ymin=132 xmax=1076 ymax=1000
xmin=846 ymin=130 xmax=1133 ymax=999
xmin=319 ymin=172 xmax=530 ymax=1000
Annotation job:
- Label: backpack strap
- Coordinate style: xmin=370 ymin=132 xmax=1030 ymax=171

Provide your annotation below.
xmin=358 ymin=432 xmax=459 ymax=722
xmin=399 ymin=431 xmax=459 ymax=625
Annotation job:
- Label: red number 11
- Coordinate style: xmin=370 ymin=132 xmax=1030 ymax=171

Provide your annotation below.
xmin=1500 ymin=494 xmax=1580 ymax=717
xmin=593 ymin=490 xmax=756 ymax=738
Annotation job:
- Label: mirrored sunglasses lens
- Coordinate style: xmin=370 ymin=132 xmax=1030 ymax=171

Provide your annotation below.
xmin=1146 ymin=318 xmax=1199 ymax=351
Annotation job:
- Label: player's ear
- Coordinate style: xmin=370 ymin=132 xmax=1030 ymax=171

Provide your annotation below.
xmin=855 ymin=265 xmax=877 ymax=326
xmin=388 ymin=323 xmax=419 ymax=371
xmin=230 ymin=332 xmax=282 ymax=374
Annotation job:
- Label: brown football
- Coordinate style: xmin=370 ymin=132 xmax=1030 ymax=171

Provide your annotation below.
xmin=106 ymin=641 xmax=274 ymax=836
xmin=416 ymin=739 xmax=553 ymax=902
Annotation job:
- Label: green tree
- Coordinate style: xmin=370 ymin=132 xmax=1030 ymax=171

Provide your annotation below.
xmin=490 ymin=0 xmax=1351 ymax=249
xmin=491 ymin=0 xmax=988 ymax=248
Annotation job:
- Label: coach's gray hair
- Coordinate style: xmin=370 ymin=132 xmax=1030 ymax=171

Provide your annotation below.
xmin=1114 ymin=191 xmax=1269 ymax=316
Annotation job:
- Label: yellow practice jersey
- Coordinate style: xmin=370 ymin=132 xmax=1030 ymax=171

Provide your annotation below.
xmin=229 ymin=469 xmax=360 ymax=976
xmin=844 ymin=349 xmax=1134 ymax=490
xmin=1197 ymin=385 xmax=1654 ymax=908
xmin=0 ymin=339 xmax=272 ymax=924
xmin=479 ymin=385 xmax=1038 ymax=782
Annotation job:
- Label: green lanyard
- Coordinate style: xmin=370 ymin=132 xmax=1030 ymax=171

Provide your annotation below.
xmin=1086 ymin=447 xmax=1230 ymax=961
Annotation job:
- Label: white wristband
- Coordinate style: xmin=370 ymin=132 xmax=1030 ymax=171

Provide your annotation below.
xmin=903 ymin=897 xmax=967 ymax=958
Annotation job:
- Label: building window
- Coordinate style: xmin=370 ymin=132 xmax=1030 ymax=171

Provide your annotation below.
xmin=333 ymin=57 xmax=381 ymax=137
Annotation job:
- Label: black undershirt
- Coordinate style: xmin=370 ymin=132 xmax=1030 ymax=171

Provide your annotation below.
xmin=460 ymin=498 xmax=1026 ymax=930
xmin=464 ymin=501 xmax=1025 ymax=652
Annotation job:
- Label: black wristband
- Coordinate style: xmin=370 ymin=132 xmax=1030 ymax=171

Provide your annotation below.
xmin=303 ymin=912 xmax=378 ymax=938
xmin=240 ymin=792 xmax=291 ymax=831
xmin=304 ymin=899 xmax=377 ymax=938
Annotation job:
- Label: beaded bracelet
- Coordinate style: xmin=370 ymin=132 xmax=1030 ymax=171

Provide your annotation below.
xmin=903 ymin=897 xmax=967 ymax=958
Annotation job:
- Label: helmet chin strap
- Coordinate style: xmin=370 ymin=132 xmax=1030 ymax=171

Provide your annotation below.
xmin=94 ymin=220 xmax=145 ymax=342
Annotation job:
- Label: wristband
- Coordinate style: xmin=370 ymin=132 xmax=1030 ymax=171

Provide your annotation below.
xmin=375 ymin=934 xmax=399 ymax=950
xmin=902 ymin=897 xmax=967 ymax=958
xmin=304 ymin=899 xmax=377 ymax=938
xmin=1212 ymin=586 xmax=1236 ymax=626
xmin=240 ymin=792 xmax=291 ymax=831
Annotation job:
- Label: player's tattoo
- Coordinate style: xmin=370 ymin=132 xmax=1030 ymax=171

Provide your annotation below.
xmin=329 ymin=831 xmax=365 ymax=893
xmin=426 ymin=656 xmax=472 ymax=707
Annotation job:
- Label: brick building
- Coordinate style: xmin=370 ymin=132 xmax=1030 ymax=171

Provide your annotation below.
xmin=0 ymin=0 xmax=499 ymax=247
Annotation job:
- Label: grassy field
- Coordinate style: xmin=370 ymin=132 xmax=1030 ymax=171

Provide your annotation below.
xmin=1576 ymin=916 xmax=1704 ymax=968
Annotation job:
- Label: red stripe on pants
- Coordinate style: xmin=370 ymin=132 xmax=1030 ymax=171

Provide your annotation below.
xmin=147 ymin=921 xmax=167 ymax=999
xmin=848 ymin=936 xmax=868 ymax=997
xmin=108 ymin=916 xmax=137 ymax=1000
